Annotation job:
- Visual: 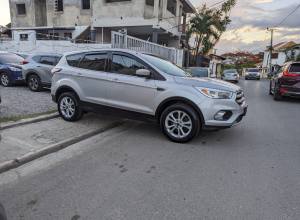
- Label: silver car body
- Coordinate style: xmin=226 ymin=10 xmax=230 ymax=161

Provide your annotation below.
xmin=22 ymin=53 xmax=62 ymax=87
xmin=51 ymin=49 xmax=247 ymax=131
xmin=221 ymin=69 xmax=240 ymax=82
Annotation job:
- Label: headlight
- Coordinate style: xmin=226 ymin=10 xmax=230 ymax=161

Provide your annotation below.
xmin=257 ymin=73 xmax=260 ymax=75
xmin=245 ymin=72 xmax=249 ymax=75
xmin=195 ymin=87 xmax=233 ymax=99
xmin=8 ymin=66 xmax=21 ymax=72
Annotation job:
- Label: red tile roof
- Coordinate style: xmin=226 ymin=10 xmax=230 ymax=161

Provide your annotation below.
xmin=265 ymin=41 xmax=297 ymax=51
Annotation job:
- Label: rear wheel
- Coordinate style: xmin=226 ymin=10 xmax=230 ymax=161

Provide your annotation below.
xmin=273 ymin=85 xmax=282 ymax=101
xmin=161 ymin=104 xmax=200 ymax=143
xmin=269 ymin=82 xmax=273 ymax=95
xmin=28 ymin=75 xmax=42 ymax=92
xmin=0 ymin=73 xmax=11 ymax=87
xmin=58 ymin=92 xmax=83 ymax=121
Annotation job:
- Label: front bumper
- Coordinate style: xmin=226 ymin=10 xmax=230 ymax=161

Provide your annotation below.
xmin=222 ymin=76 xmax=239 ymax=81
xmin=246 ymin=74 xmax=260 ymax=79
xmin=198 ymin=95 xmax=247 ymax=131
xmin=9 ymin=71 xmax=24 ymax=83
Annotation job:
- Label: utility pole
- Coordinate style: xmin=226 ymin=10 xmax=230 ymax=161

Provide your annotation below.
xmin=267 ymin=28 xmax=276 ymax=73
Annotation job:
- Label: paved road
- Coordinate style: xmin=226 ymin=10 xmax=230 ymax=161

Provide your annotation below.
xmin=1 ymin=78 xmax=300 ymax=220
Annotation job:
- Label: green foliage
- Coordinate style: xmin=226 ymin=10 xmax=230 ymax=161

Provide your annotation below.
xmin=283 ymin=45 xmax=296 ymax=62
xmin=186 ymin=1 xmax=236 ymax=56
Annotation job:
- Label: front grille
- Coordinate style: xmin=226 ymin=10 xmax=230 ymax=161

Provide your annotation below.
xmin=236 ymin=90 xmax=245 ymax=105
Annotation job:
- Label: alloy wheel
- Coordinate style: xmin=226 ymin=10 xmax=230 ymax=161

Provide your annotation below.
xmin=60 ymin=97 xmax=75 ymax=118
xmin=165 ymin=110 xmax=192 ymax=138
xmin=29 ymin=77 xmax=38 ymax=90
xmin=1 ymin=74 xmax=9 ymax=86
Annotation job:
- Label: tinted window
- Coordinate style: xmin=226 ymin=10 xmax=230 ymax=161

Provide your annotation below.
xmin=17 ymin=4 xmax=26 ymax=15
xmin=0 ymin=53 xmax=24 ymax=63
xmin=248 ymin=69 xmax=259 ymax=72
xmin=224 ymin=70 xmax=236 ymax=73
xmin=79 ymin=54 xmax=107 ymax=71
xmin=83 ymin=0 xmax=90 ymax=9
xmin=187 ymin=69 xmax=208 ymax=77
xmin=141 ymin=54 xmax=193 ymax=77
xmin=290 ymin=63 xmax=300 ymax=72
xmin=66 ymin=54 xmax=84 ymax=67
xmin=32 ymin=56 xmax=40 ymax=62
xmin=112 ymin=55 xmax=147 ymax=76
xmin=39 ymin=56 xmax=55 ymax=65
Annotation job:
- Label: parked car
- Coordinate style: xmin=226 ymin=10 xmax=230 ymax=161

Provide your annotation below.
xmin=0 ymin=51 xmax=24 ymax=87
xmin=245 ymin=68 xmax=261 ymax=80
xmin=22 ymin=53 xmax=62 ymax=92
xmin=0 ymin=202 xmax=7 ymax=220
xmin=15 ymin=52 xmax=30 ymax=59
xmin=51 ymin=49 xmax=248 ymax=143
xmin=185 ymin=67 xmax=216 ymax=78
xmin=269 ymin=61 xmax=300 ymax=101
xmin=221 ymin=69 xmax=239 ymax=83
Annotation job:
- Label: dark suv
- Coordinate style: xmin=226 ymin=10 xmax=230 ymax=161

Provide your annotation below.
xmin=269 ymin=61 xmax=300 ymax=101
xmin=245 ymin=68 xmax=260 ymax=80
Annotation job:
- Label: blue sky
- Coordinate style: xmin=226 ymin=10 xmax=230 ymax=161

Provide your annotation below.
xmin=1 ymin=0 xmax=299 ymax=55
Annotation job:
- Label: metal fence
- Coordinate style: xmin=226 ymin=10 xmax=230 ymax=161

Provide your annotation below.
xmin=111 ymin=31 xmax=176 ymax=63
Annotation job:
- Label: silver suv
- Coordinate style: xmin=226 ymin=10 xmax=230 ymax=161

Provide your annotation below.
xmin=22 ymin=53 xmax=62 ymax=91
xmin=51 ymin=49 xmax=248 ymax=143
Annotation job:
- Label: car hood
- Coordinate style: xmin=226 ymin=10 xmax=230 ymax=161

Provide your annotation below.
xmin=7 ymin=63 xmax=23 ymax=69
xmin=174 ymin=76 xmax=241 ymax=92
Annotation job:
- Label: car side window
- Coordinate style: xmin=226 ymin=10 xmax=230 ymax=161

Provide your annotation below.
xmin=78 ymin=53 xmax=107 ymax=71
xmin=39 ymin=56 xmax=55 ymax=66
xmin=112 ymin=55 xmax=148 ymax=76
xmin=32 ymin=56 xmax=40 ymax=63
xmin=66 ymin=54 xmax=84 ymax=67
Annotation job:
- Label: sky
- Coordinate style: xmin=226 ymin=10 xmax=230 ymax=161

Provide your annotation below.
xmin=0 ymin=0 xmax=299 ymax=55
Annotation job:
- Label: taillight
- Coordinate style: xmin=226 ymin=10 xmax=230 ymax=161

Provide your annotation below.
xmin=23 ymin=60 xmax=29 ymax=65
xmin=233 ymin=74 xmax=237 ymax=76
xmin=280 ymin=90 xmax=287 ymax=93
xmin=51 ymin=68 xmax=62 ymax=75
xmin=283 ymin=70 xmax=299 ymax=76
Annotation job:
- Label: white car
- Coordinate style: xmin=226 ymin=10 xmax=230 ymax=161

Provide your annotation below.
xmin=221 ymin=69 xmax=239 ymax=83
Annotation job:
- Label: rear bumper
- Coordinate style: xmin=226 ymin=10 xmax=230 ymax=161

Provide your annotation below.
xmin=222 ymin=76 xmax=239 ymax=81
xmin=281 ymin=90 xmax=300 ymax=98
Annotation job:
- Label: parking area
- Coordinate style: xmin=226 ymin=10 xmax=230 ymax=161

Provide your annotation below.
xmin=0 ymin=84 xmax=56 ymax=118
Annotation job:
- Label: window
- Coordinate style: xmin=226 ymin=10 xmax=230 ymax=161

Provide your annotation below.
xmin=79 ymin=54 xmax=107 ymax=71
xmin=271 ymin=53 xmax=278 ymax=59
xmin=82 ymin=0 xmax=90 ymax=9
xmin=49 ymin=33 xmax=59 ymax=40
xmin=64 ymin=33 xmax=72 ymax=39
xmin=20 ymin=34 xmax=28 ymax=41
xmin=106 ymin=0 xmax=130 ymax=3
xmin=32 ymin=56 xmax=41 ymax=62
xmin=17 ymin=4 xmax=26 ymax=15
xmin=112 ymin=55 xmax=147 ymax=76
xmin=39 ymin=56 xmax=56 ymax=66
xmin=248 ymin=69 xmax=259 ymax=73
xmin=66 ymin=54 xmax=84 ymax=67
xmin=146 ymin=0 xmax=154 ymax=6
xmin=290 ymin=63 xmax=300 ymax=73
xmin=57 ymin=0 xmax=63 ymax=11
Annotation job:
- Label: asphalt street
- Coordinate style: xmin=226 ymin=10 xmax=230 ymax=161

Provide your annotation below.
xmin=1 ymin=78 xmax=300 ymax=220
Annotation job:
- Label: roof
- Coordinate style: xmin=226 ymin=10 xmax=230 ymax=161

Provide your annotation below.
xmin=255 ymin=62 xmax=263 ymax=66
xmin=265 ymin=41 xmax=297 ymax=51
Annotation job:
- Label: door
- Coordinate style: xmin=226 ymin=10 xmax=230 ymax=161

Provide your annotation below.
xmin=106 ymin=53 xmax=156 ymax=115
xmin=38 ymin=56 xmax=56 ymax=84
xmin=73 ymin=53 xmax=108 ymax=106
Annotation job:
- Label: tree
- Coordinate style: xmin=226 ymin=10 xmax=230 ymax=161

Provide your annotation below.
xmin=221 ymin=51 xmax=262 ymax=72
xmin=186 ymin=1 xmax=236 ymax=55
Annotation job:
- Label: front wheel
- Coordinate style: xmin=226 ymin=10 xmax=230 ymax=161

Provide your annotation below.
xmin=28 ymin=75 xmax=42 ymax=92
xmin=58 ymin=92 xmax=83 ymax=121
xmin=0 ymin=73 xmax=11 ymax=87
xmin=161 ymin=104 xmax=201 ymax=143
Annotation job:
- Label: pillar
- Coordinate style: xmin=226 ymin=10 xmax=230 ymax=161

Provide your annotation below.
xmin=152 ymin=28 xmax=158 ymax=44
xmin=91 ymin=29 xmax=96 ymax=43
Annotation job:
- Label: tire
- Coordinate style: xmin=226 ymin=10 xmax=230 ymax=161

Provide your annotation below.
xmin=0 ymin=72 xmax=11 ymax=87
xmin=273 ymin=85 xmax=282 ymax=101
xmin=28 ymin=75 xmax=42 ymax=92
xmin=0 ymin=202 xmax=7 ymax=220
xmin=160 ymin=103 xmax=201 ymax=143
xmin=257 ymin=78 xmax=260 ymax=80
xmin=236 ymin=80 xmax=239 ymax=83
xmin=58 ymin=92 xmax=83 ymax=122
xmin=245 ymin=77 xmax=248 ymax=80
xmin=269 ymin=82 xmax=273 ymax=95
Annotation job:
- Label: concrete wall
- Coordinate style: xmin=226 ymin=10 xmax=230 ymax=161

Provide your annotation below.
xmin=12 ymin=30 xmax=36 ymax=41
xmin=9 ymin=0 xmax=36 ymax=28
xmin=0 ymin=40 xmax=111 ymax=54
xmin=34 ymin=0 xmax=47 ymax=27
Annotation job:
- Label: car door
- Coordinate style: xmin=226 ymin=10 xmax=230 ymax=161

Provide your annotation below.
xmin=37 ymin=56 xmax=56 ymax=84
xmin=106 ymin=52 xmax=156 ymax=115
xmin=73 ymin=53 xmax=108 ymax=106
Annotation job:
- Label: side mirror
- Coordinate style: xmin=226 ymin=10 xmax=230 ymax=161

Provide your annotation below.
xmin=136 ymin=69 xmax=151 ymax=77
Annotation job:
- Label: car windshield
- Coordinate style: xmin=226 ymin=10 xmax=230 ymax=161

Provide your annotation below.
xmin=248 ymin=69 xmax=259 ymax=72
xmin=141 ymin=54 xmax=193 ymax=77
xmin=0 ymin=53 xmax=24 ymax=64
xmin=186 ymin=69 xmax=208 ymax=77
xmin=224 ymin=70 xmax=235 ymax=73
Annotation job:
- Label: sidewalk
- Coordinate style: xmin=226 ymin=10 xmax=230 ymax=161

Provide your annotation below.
xmin=0 ymin=113 xmax=123 ymax=172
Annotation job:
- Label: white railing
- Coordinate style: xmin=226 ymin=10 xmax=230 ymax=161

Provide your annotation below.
xmin=111 ymin=31 xmax=176 ymax=63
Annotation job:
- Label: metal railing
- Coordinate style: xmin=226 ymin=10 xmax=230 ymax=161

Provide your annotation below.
xmin=111 ymin=31 xmax=176 ymax=63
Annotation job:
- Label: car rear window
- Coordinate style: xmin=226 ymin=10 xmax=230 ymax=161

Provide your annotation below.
xmin=0 ymin=53 xmax=24 ymax=64
xmin=289 ymin=63 xmax=300 ymax=72
xmin=78 ymin=54 xmax=107 ymax=71
xmin=187 ymin=69 xmax=208 ymax=77
xmin=66 ymin=54 xmax=84 ymax=67
xmin=248 ymin=69 xmax=259 ymax=72
xmin=224 ymin=70 xmax=235 ymax=73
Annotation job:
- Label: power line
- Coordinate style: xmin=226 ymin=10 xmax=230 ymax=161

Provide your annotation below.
xmin=208 ymin=0 xmax=227 ymax=8
xmin=275 ymin=4 xmax=300 ymax=27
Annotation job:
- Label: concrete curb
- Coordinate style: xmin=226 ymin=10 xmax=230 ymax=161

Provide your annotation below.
xmin=0 ymin=119 xmax=127 ymax=174
xmin=1 ymin=113 xmax=60 ymax=131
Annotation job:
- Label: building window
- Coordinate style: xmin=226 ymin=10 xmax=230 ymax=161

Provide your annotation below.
xmin=64 ymin=33 xmax=72 ymax=39
xmin=20 ymin=34 xmax=28 ymax=41
xmin=146 ymin=0 xmax=154 ymax=6
xmin=49 ymin=33 xmax=59 ymax=40
xmin=17 ymin=4 xmax=26 ymax=15
xmin=82 ymin=0 xmax=90 ymax=9
xmin=106 ymin=0 xmax=131 ymax=3
xmin=271 ymin=53 xmax=278 ymax=59
xmin=57 ymin=0 xmax=63 ymax=11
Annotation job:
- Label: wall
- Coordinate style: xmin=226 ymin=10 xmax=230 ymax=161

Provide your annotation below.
xmin=0 ymin=40 xmax=111 ymax=54
xmin=9 ymin=0 xmax=36 ymax=28
xmin=34 ymin=0 xmax=47 ymax=26
xmin=12 ymin=30 xmax=36 ymax=41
